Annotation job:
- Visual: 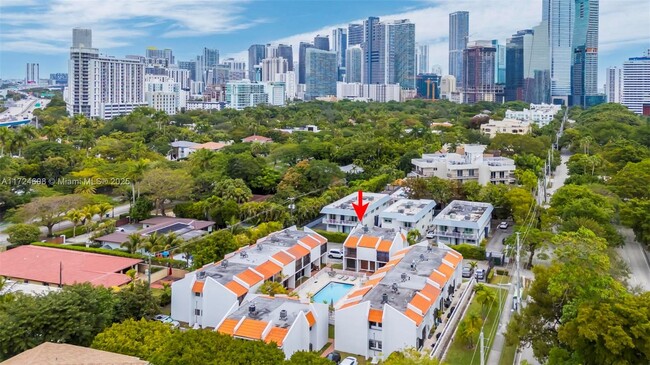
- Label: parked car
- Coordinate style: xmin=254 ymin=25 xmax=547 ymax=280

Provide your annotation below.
xmin=154 ymin=314 xmax=180 ymax=328
xmin=475 ymin=269 xmax=486 ymax=281
xmin=426 ymin=231 xmax=435 ymax=239
xmin=326 ymin=351 xmax=341 ymax=363
xmin=340 ymin=357 xmax=358 ymax=365
xmin=462 ymin=266 xmax=474 ymax=278
xmin=328 ymin=249 xmax=343 ymax=259
xmin=498 ymin=222 xmax=509 ymax=229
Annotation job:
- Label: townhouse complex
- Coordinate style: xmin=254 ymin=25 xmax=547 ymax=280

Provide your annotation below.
xmin=430 ymin=200 xmax=494 ymax=246
xmin=320 ymin=192 xmax=392 ymax=233
xmin=342 ymin=226 xmax=409 ymax=272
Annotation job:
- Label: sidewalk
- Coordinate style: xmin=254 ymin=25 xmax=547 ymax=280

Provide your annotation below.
xmin=486 ymin=281 xmax=514 ymax=364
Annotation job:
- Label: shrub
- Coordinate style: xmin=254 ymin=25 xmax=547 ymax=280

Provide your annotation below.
xmin=495 ymin=268 xmax=510 ymax=276
xmin=453 ymin=244 xmax=486 ymax=260
xmin=5 ymin=223 xmax=41 ymax=246
xmin=313 ymin=229 xmax=348 ymax=243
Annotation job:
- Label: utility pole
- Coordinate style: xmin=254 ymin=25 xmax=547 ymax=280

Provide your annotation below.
xmin=479 ymin=330 xmax=485 ymax=365
xmin=148 ymin=255 xmax=152 ymax=289
xmin=515 ymin=232 xmax=521 ymax=314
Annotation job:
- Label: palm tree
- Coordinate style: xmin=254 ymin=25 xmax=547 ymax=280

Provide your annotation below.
xmin=142 ymin=232 xmax=164 ymax=255
xmin=0 ymin=128 xmax=13 ymax=156
xmin=474 ymin=285 xmax=497 ymax=318
xmin=468 ymin=261 xmax=478 ymax=271
xmin=65 ymin=209 xmax=83 ymax=238
xmin=80 ymin=205 xmax=98 ymax=229
xmin=407 ymin=229 xmax=422 ymax=245
xmin=122 ymin=234 xmax=143 ymax=254
xmin=95 ymin=203 xmax=113 ymax=221
xmin=74 ymin=183 xmax=96 ymax=195
xmin=458 ymin=311 xmax=483 ymax=349
xmin=126 ymin=159 xmax=148 ymax=206
xmin=9 ymin=132 xmax=28 ymax=157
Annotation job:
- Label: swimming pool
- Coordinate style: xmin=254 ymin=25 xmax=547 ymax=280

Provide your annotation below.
xmin=312 ymin=282 xmax=354 ymax=305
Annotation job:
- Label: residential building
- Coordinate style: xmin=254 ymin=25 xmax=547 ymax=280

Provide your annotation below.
xmin=25 ymin=63 xmax=39 ymax=84
xmin=266 ymin=44 xmax=293 ymax=71
xmin=571 ymin=0 xmax=600 ymax=107
xmin=361 ymin=16 xmax=383 ymax=85
xmin=178 ymin=60 xmax=197 ymax=81
xmin=449 ymin=11 xmax=469 ymax=88
xmin=298 ymin=42 xmax=314 ymax=84
xmin=430 ymin=200 xmax=493 ymax=246
xmin=524 ymin=20 xmax=551 ymax=104
xmin=145 ymin=47 xmax=174 ymax=67
xmin=275 ymin=125 xmax=320 ymax=134
xmin=223 ymin=58 xmax=247 ymax=81
xmin=410 ymin=144 xmax=517 ymax=185
xmin=144 ymin=74 xmax=182 ymax=115
xmin=185 ymin=101 xmax=228 ymax=111
xmin=167 ymin=140 xmax=233 ymax=160
xmin=505 ymin=29 xmax=533 ymax=101
xmin=67 ymin=28 xmax=99 ymax=117
xmin=336 ymin=82 xmax=401 ymax=102
xmin=320 ymin=192 xmax=391 ymax=233
xmin=605 ymin=66 xmax=623 ymax=103
xmin=339 ymin=163 xmax=364 ymax=174
xmin=275 ymin=70 xmax=297 ymax=100
xmin=492 ymin=40 xmax=506 ymax=85
xmin=388 ymin=20 xmax=416 ymax=90
xmin=88 ymin=55 xmax=146 ymax=119
xmin=332 ymin=28 xmax=348 ymax=80
xmin=225 ymin=81 xmax=268 ymax=110
xmin=505 ymin=103 xmax=562 ymax=126
xmin=3 ymin=343 xmax=148 ymax=365
xmin=305 ymin=48 xmax=337 ymax=100
xmin=49 ymin=73 xmax=68 ymax=85
xmin=622 ymin=50 xmax=650 ymax=115
xmin=463 ymin=41 xmax=497 ymax=104
xmin=248 ymin=44 xmax=266 ymax=81
xmin=342 ymin=225 xmax=409 ymax=272
xmin=416 ymin=74 xmax=441 ymax=100
xmin=347 ymin=23 xmax=364 ymax=46
xmin=345 ymin=46 xmax=363 ymax=83
xmin=314 ymin=35 xmax=330 ymax=51
xmin=263 ymin=82 xmax=286 ymax=106
xmin=0 ymin=245 xmax=141 ymax=288
xmin=440 ymin=75 xmax=456 ymax=100
xmin=416 ymin=44 xmax=429 ymax=74
xmin=167 ymin=67 xmax=191 ymax=89
xmin=335 ymin=242 xmax=463 ymax=358
xmin=216 ymin=296 xmax=328 ymax=359
xmin=379 ymin=199 xmax=437 ymax=234
xmin=261 ymin=57 xmax=288 ymax=82
xmin=171 ymin=227 xmax=328 ymax=328
xmin=242 ymin=135 xmax=273 ymax=143
xmin=480 ymin=119 xmax=532 ymax=138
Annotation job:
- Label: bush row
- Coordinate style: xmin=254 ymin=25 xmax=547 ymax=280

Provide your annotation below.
xmin=313 ymin=229 xmax=349 ymax=243
xmin=452 ymin=243 xmax=486 ymax=260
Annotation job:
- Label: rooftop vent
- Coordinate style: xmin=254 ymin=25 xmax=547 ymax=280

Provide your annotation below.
xmin=410 ymin=259 xmax=417 ymax=271
xmin=401 ymin=273 xmax=407 ymax=282
xmin=363 ymin=225 xmax=369 ymax=233
xmin=249 ymin=304 xmax=256 ymax=315
xmin=420 ymin=253 xmax=426 ymax=261
xmin=392 ymin=282 xmax=399 ymax=292
xmin=398 ymin=209 xmax=405 ymax=213
xmin=381 ymin=293 xmax=389 ymax=304
xmin=240 ymin=251 xmax=248 ymax=258
xmin=427 ymin=245 xmax=433 ymax=252
xmin=279 ymin=309 xmax=288 ymax=320
xmin=197 ymin=271 xmax=206 ymax=279
xmin=221 ymin=260 xmax=228 ymax=268
xmin=257 ymin=244 xmax=263 ymax=251
xmin=405 ymin=203 xmax=412 ymax=209
xmin=464 ymin=215 xmax=471 ymax=221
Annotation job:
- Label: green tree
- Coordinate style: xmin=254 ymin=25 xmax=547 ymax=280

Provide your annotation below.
xmin=190 ymin=230 xmax=238 ymax=269
xmin=92 ymin=319 xmax=173 ymax=360
xmin=130 ymin=197 xmax=154 ymax=221
xmin=113 ymin=281 xmax=160 ymax=323
xmin=406 ymin=229 xmax=422 ymax=245
xmin=5 ymin=223 xmax=41 ymax=245
xmin=608 ymin=158 xmax=650 ymax=199
xmin=505 ymin=187 xmax=535 ymax=224
xmin=213 ymin=178 xmax=253 ymax=203
xmin=122 ymin=233 xmax=143 ymax=254
xmin=139 ymin=168 xmax=193 ymax=215
xmin=474 ymin=285 xmax=497 ymax=318
xmin=382 ymin=348 xmax=441 ymax=365
xmin=65 ymin=208 xmax=83 ymax=237
xmin=16 ymin=195 xmax=87 ymax=236
xmin=620 ymin=198 xmax=650 ymax=247
xmin=457 ymin=311 xmax=483 ymax=349
xmin=258 ymin=280 xmax=288 ymax=297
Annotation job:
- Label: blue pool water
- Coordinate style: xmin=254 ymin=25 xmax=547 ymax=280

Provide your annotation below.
xmin=312 ymin=282 xmax=354 ymax=305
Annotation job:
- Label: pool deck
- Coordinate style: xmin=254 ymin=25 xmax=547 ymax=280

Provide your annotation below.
xmin=294 ymin=269 xmax=366 ymax=308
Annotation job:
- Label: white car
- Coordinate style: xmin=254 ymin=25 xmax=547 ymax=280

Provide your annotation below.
xmin=426 ymin=231 xmax=435 ymax=239
xmin=498 ymin=222 xmax=509 ymax=229
xmin=154 ymin=314 xmax=180 ymax=328
xmin=340 ymin=357 xmax=358 ymax=365
xmin=328 ymin=249 xmax=343 ymax=259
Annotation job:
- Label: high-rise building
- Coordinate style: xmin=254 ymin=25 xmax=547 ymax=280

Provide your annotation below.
xmin=145 ymin=47 xmax=174 ymax=67
xmin=277 ymin=44 xmax=293 ymax=71
xmin=298 ymin=42 xmax=314 ymax=84
xmin=332 ymin=28 xmax=348 ymax=81
xmin=49 ymin=73 xmax=68 ymax=86
xmin=196 ymin=48 xmax=219 ymax=84
xmin=449 ymin=11 xmax=469 ymax=88
xmin=225 ymin=80 xmax=268 ymax=110
xmin=506 ymin=29 xmax=533 ymax=101
xmin=222 ymin=58 xmax=247 ymax=81
xmin=262 ymin=82 xmax=286 ymax=106
xmin=440 ymin=75 xmax=457 ymax=100
xmin=248 ymin=44 xmax=266 ymax=81
xmin=417 ymin=44 xmax=430 ymax=74
xmin=524 ymin=21 xmax=551 ymax=104
xmin=387 ymin=20 xmax=416 ymax=90
xmin=178 ymin=60 xmax=196 ymax=81
xmin=167 ymin=67 xmax=191 ymax=90
xmin=261 ymin=57 xmax=288 ymax=82
xmin=492 ymin=40 xmax=506 ymax=84
xmin=25 ymin=63 xmax=39 ymax=84
xmin=88 ymin=56 xmax=146 ymax=119
xmin=304 ymin=48 xmax=337 ymax=100
xmin=571 ymin=0 xmax=600 ymax=107
xmin=545 ymin=0 xmax=574 ymax=103
xmin=345 ymin=46 xmax=363 ymax=83
xmin=361 ymin=16 xmax=384 ymax=85
xmin=463 ymin=41 xmax=496 ymax=103
xmin=144 ymin=75 xmax=182 ymax=115
xmin=416 ymin=73 xmax=441 ymax=99
xmin=67 ymin=28 xmax=99 ymax=116
xmin=622 ymin=50 xmax=650 ymax=115
xmin=314 ymin=35 xmax=330 ymax=51
xmin=347 ymin=23 xmax=364 ymax=46
xmin=202 ymin=48 xmax=219 ymax=68
xmin=605 ymin=66 xmax=623 ymax=103
xmin=72 ymin=28 xmax=92 ymax=48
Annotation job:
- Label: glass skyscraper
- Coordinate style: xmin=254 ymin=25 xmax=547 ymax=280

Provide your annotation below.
xmin=305 ymin=48 xmax=337 ymax=100
xmin=545 ymin=0 xmax=574 ymax=102
xmin=247 ymin=44 xmax=266 ymax=81
xmin=345 ymin=46 xmax=363 ymax=83
xmin=449 ymin=11 xmax=469 ymax=88
xmin=571 ymin=0 xmax=599 ymax=107
xmin=388 ymin=20 xmax=416 ymax=90
xmin=506 ymin=29 xmax=533 ymax=101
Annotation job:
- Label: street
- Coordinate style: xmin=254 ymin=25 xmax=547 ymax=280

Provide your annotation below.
xmin=617 ymin=227 xmax=650 ymax=291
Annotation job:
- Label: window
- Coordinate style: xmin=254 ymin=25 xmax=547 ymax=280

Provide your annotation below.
xmin=194 ymin=292 xmax=201 ymax=297
xmin=377 ymin=251 xmax=389 ymax=263
xmin=369 ymin=321 xmax=383 ymax=330
xmin=456 ymin=170 xmax=463 ymax=177
xmin=195 ymin=309 xmax=201 ymax=316
xmin=468 ymin=169 xmax=475 ymax=177
xmin=403 ymin=222 xmax=412 ymax=228
xmin=369 ymin=339 xmax=383 ymax=350
xmin=384 ymin=218 xmax=392 ymax=223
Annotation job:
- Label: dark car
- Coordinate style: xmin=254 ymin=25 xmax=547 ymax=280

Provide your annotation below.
xmin=326 ymin=351 xmax=341 ymax=364
xmin=475 ymin=269 xmax=486 ymax=281
xmin=462 ymin=266 xmax=474 ymax=278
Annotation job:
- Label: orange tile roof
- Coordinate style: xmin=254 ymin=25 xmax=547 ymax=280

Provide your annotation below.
xmin=344 ymin=235 xmax=360 ymax=248
xmin=422 ymin=284 xmax=442 ymax=301
xmin=272 ymin=251 xmax=294 ymax=266
xmin=394 ymin=248 xmax=411 ymax=257
xmin=305 ymin=311 xmax=316 ymax=327
xmin=429 ymin=271 xmax=447 ymax=288
xmin=256 ymin=260 xmax=282 ymax=279
xmin=217 ymin=319 xmax=239 ymax=335
xmin=310 ymin=233 xmax=327 ymax=244
xmin=224 ymin=281 xmax=248 ymax=297
xmin=193 ymin=141 xmax=227 ymax=150
xmin=368 ymin=309 xmax=383 ymax=323
xmin=377 ymin=239 xmax=393 ymax=252
xmin=438 ymin=263 xmax=455 ymax=278
xmin=358 ymin=236 xmax=380 ymax=248
xmin=264 ymin=327 xmax=288 ymax=346
xmin=348 ymin=286 xmax=372 ymax=298
xmin=409 ymin=292 xmax=432 ymax=314
xmin=192 ymin=281 xmax=205 ymax=293
xmin=404 ymin=308 xmax=424 ymax=325
xmin=364 ymin=277 xmax=383 ymax=286
xmin=236 ymin=269 xmax=264 ymax=287
xmin=339 ymin=300 xmax=361 ymax=309
xmin=286 ymin=244 xmax=310 ymax=259
xmin=234 ymin=318 xmax=268 ymax=339
xmin=444 ymin=251 xmax=463 ymax=268
xmin=299 ymin=236 xmax=321 ymax=249
xmin=374 ymin=264 xmax=393 ymax=275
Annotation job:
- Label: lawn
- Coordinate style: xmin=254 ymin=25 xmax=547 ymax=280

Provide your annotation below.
xmin=444 ymin=286 xmax=508 ymax=365
xmin=328 ymin=324 xmax=335 ymax=339
xmin=489 ymin=274 xmax=511 ymax=285
xmin=499 ymin=343 xmax=518 ymax=365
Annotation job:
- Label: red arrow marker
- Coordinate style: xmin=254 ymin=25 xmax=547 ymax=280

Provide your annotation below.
xmin=352 ymin=190 xmax=369 ymax=222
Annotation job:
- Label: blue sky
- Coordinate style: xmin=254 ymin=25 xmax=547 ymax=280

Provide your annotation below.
xmin=1 ymin=0 xmax=648 ymax=88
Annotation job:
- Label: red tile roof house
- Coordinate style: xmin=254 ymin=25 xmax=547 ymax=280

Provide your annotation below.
xmin=0 ymin=246 xmax=142 ymax=288
xmin=241 ymin=135 xmax=273 ymax=143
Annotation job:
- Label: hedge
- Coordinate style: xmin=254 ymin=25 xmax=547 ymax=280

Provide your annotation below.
xmin=31 ymin=242 xmax=188 ymax=269
xmin=495 ymin=268 xmax=510 ymax=276
xmin=313 ymin=229 xmax=349 ymax=244
xmin=452 ymin=244 xmax=486 ymax=260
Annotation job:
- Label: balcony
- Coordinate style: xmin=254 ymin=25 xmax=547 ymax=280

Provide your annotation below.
xmin=431 ymin=229 xmax=478 ymax=240
xmin=323 ymin=218 xmax=358 ymax=226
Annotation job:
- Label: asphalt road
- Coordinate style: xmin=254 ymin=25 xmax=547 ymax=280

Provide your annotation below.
xmin=617 ymin=227 xmax=650 ymax=292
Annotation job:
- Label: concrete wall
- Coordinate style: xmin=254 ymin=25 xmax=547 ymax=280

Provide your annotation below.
xmin=310 ymin=302 xmax=329 ymax=352
xmin=335 ymin=302 xmax=370 ymax=357
xmin=382 ymin=305 xmax=417 ymax=357
xmin=202 ymin=278 xmax=238 ymax=328
xmin=282 ymin=312 xmax=310 ymax=359
xmin=171 ymin=272 xmax=195 ymax=323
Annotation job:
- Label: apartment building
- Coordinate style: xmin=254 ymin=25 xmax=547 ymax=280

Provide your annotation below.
xmin=216 ymin=295 xmax=328 ymax=359
xmin=342 ymin=225 xmax=408 ymax=273
xmin=379 ymin=199 xmax=436 ymax=234
xmin=505 ymin=103 xmax=561 ymax=127
xmin=480 ymin=119 xmax=532 ymax=138
xmin=171 ymin=227 xmax=327 ymax=328
xmin=410 ymin=144 xmax=516 ymax=185
xmin=335 ymin=242 xmax=463 ymax=359
xmin=430 ymin=200 xmax=493 ymax=246
xmin=320 ymin=192 xmax=391 ymax=233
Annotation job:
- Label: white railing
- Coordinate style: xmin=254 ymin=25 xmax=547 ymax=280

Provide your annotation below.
xmin=430 ymin=279 xmax=476 ymax=359
xmin=322 ymin=218 xmax=358 ymax=226
xmin=432 ymin=230 xmax=478 ymax=240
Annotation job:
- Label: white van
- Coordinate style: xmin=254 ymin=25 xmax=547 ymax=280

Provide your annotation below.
xmin=328 ymin=249 xmax=343 ymax=259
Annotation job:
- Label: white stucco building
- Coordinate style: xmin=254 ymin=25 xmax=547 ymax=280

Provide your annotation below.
xmin=410 ymin=144 xmax=516 ymax=185
xmin=504 ymin=103 xmax=561 ymax=127
xmin=379 ymin=199 xmax=437 ymax=234
xmin=335 ymin=242 xmax=463 ymax=359
xmin=216 ymin=295 xmax=328 ymax=359
xmin=342 ymin=225 xmax=408 ymax=273
xmin=430 ymin=200 xmax=493 ymax=246
xmin=480 ymin=119 xmax=532 ymax=138
xmin=171 ymin=227 xmax=327 ymax=329
xmin=320 ymin=192 xmax=392 ymax=233
xmin=336 ymin=82 xmax=401 ymax=102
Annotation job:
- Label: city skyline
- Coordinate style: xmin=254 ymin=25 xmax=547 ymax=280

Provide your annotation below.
xmin=1 ymin=0 xmax=648 ymax=85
